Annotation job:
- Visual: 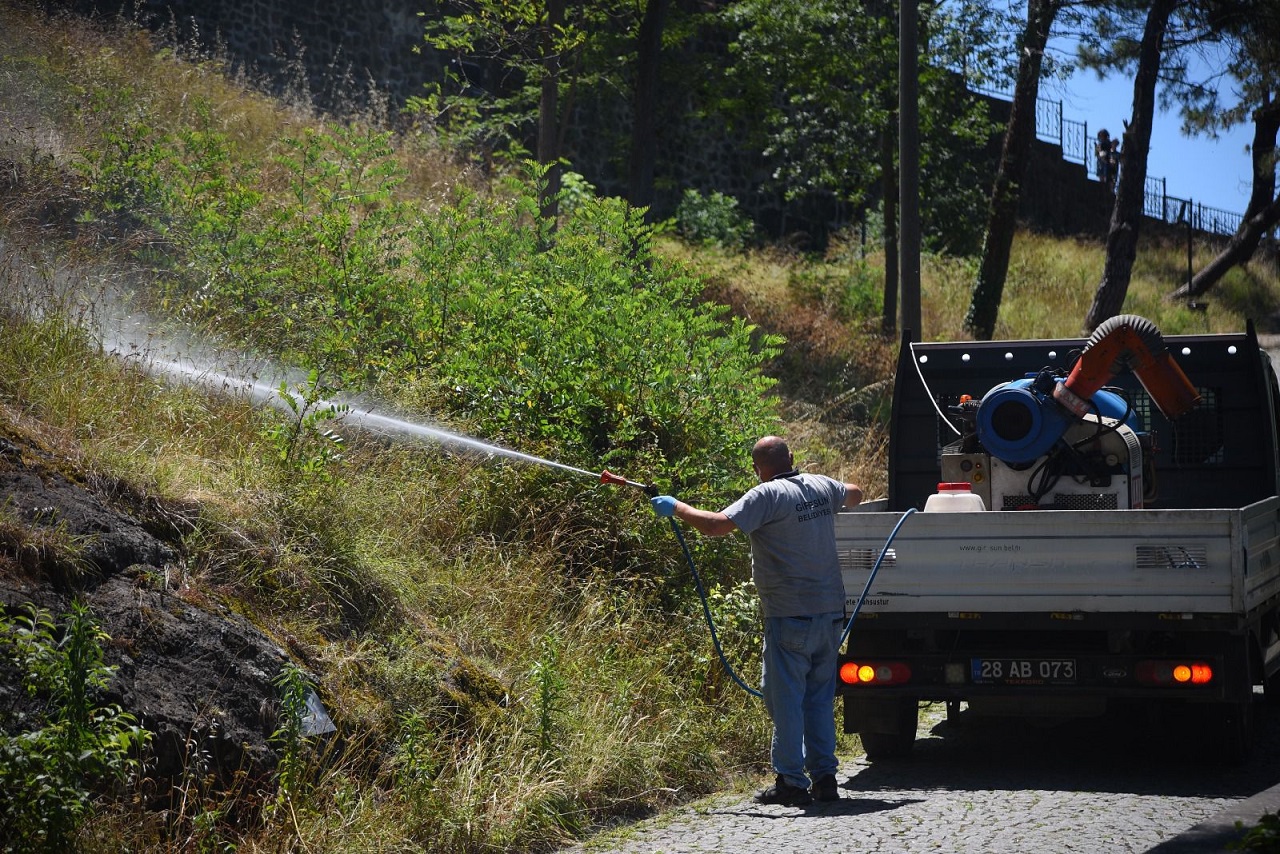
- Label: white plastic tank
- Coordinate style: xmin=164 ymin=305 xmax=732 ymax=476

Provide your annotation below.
xmin=923 ymin=482 xmax=987 ymax=512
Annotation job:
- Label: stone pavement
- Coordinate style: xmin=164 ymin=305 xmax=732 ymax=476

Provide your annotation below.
xmin=562 ymin=706 xmax=1280 ymax=854
xmin=1145 ymin=781 xmax=1280 ymax=853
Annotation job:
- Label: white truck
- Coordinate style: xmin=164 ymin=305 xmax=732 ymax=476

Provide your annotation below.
xmin=836 ymin=316 xmax=1280 ymax=761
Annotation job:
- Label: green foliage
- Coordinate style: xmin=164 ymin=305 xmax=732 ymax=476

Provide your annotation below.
xmin=262 ymin=369 xmax=348 ymax=481
xmin=1230 ymin=811 xmax=1280 ymax=852
xmin=557 ymin=169 xmax=597 ymax=219
xmin=265 ymin=125 xmax=414 ymax=372
xmin=415 ymin=0 xmax=631 ymax=161
xmin=393 ymin=166 xmax=782 ymax=495
xmin=88 ymin=105 xmax=779 ymax=500
xmin=721 ymin=0 xmax=996 ymax=254
xmin=0 ymin=602 xmax=150 ymax=853
xmin=391 ymin=710 xmax=439 ymax=793
xmin=699 ymin=579 xmax=763 ymax=690
xmin=675 ymin=189 xmax=756 ymax=251
xmin=530 ymin=632 xmax=565 ymax=756
xmin=788 ymin=261 xmax=881 ymax=321
xmin=74 ymin=86 xmax=176 ymax=222
xmin=269 ymin=662 xmax=314 ymax=811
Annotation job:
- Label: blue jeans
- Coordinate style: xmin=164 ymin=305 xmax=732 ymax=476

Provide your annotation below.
xmin=761 ymin=612 xmax=844 ymax=789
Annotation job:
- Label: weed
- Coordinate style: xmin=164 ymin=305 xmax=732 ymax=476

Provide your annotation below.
xmin=261 ymin=369 xmax=348 ymax=481
xmin=0 ymin=601 xmax=151 ymax=853
xmin=269 ymin=662 xmax=313 ymax=814
xmin=392 ymin=709 xmax=439 ymax=793
xmin=1231 ymin=810 xmax=1280 ymax=852
xmin=787 ymin=259 xmax=881 ymax=321
xmin=531 ymin=632 xmax=565 ymax=756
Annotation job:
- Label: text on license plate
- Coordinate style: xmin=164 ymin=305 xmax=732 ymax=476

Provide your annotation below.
xmin=971 ymin=658 xmax=1077 ymax=684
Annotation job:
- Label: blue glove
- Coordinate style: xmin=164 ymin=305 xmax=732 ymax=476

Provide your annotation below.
xmin=651 ymin=495 xmax=678 ymax=517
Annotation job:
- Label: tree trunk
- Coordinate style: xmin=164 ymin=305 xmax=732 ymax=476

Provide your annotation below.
xmin=1170 ymin=97 xmax=1280 ymax=299
xmin=882 ymin=119 xmax=899 ymax=334
xmin=964 ymin=0 xmax=1058 ymax=340
xmin=1083 ymin=0 xmax=1178 ymax=332
xmin=537 ymin=0 xmax=565 ymax=231
xmin=628 ymin=0 xmax=668 ymax=220
xmin=871 ymin=0 xmax=898 ymax=334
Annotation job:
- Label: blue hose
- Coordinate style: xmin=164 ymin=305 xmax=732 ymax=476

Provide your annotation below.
xmin=667 ymin=518 xmax=763 ymax=698
xmin=667 ymin=507 xmax=919 ymax=699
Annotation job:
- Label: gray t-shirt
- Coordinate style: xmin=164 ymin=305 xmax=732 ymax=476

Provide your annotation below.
xmin=722 ymin=472 xmax=847 ymax=618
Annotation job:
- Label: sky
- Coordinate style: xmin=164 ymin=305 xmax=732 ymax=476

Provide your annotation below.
xmin=1040 ymin=36 xmax=1255 ymax=217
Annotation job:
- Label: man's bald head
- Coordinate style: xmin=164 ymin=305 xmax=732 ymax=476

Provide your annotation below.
xmin=751 ymin=436 xmax=794 ymax=481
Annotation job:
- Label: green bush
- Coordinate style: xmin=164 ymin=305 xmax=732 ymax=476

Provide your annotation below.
xmin=787 ymin=261 xmax=881 ymax=321
xmin=0 ymin=602 xmax=150 ymax=853
xmin=1231 ymin=811 xmax=1280 ymax=852
xmin=76 ymin=108 xmax=782 ymax=506
xmin=675 ymin=189 xmax=756 ymax=251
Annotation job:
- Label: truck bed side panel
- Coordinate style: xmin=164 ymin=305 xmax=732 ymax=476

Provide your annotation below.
xmin=838 ymin=498 xmax=1280 ymax=616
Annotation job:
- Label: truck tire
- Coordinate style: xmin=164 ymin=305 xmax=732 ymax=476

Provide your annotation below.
xmin=858 ymin=699 xmax=919 ymax=760
xmin=1215 ymin=699 xmax=1254 ymax=764
xmin=1213 ymin=641 xmax=1257 ymax=762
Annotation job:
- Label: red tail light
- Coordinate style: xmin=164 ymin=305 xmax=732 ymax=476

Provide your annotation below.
xmin=839 ymin=661 xmax=912 ymax=686
xmin=1135 ymin=660 xmax=1214 ymax=686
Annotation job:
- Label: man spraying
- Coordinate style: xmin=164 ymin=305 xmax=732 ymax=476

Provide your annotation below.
xmin=650 ymin=436 xmax=863 ymax=806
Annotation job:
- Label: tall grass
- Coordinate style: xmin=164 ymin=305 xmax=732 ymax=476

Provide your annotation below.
xmin=0 ymin=236 xmax=773 ymax=852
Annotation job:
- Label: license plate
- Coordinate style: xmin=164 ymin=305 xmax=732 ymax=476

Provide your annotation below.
xmin=971 ymin=658 xmax=1077 ymax=685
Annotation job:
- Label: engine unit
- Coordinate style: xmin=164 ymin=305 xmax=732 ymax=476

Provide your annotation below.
xmin=942 ymin=415 xmax=1145 ymax=510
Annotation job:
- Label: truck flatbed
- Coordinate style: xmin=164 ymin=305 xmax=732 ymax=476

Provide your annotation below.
xmin=840 ymin=498 xmax=1280 ymax=616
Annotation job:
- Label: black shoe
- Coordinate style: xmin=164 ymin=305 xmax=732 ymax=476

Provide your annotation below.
xmin=754 ymin=775 xmax=813 ymax=806
xmin=811 ymin=774 xmax=840 ymax=802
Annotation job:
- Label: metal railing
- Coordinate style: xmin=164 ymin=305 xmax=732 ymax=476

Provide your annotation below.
xmin=1149 ymin=183 xmax=1244 ymax=235
xmin=972 ymin=81 xmax=1253 ymax=240
xmin=1061 ymin=117 xmax=1089 ymax=167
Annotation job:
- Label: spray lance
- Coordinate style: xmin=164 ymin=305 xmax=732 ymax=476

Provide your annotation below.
xmin=599 ymin=470 xmax=659 ymax=497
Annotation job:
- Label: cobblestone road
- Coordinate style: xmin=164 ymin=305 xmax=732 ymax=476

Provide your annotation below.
xmin=563 ymin=699 xmax=1280 ymax=854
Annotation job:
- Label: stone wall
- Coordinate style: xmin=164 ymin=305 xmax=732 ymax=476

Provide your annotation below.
xmin=977 ymin=94 xmax=1114 ymax=239
xmin=69 ymin=0 xmax=439 ymax=111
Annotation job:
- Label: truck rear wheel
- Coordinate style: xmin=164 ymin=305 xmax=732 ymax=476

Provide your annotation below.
xmin=1172 ymin=698 xmax=1255 ymax=764
xmin=1213 ymin=699 xmax=1254 ymax=764
xmin=856 ymin=699 xmax=919 ymax=760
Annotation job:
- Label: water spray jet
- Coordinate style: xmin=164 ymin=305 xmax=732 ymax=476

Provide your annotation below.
xmin=103 ymin=327 xmax=660 ymax=495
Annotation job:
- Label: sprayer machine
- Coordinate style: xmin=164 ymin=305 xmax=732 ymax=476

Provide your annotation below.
xmin=941 ymin=314 xmax=1200 ymax=511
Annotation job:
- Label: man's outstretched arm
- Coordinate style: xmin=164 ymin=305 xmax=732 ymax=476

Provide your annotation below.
xmin=651 ymin=496 xmax=738 ymax=537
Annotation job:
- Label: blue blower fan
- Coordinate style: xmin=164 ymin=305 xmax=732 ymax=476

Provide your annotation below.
xmin=976 ymin=374 xmax=1136 ymax=466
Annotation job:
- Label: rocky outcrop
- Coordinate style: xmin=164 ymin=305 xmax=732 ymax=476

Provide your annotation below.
xmin=0 ymin=417 xmax=299 ymax=794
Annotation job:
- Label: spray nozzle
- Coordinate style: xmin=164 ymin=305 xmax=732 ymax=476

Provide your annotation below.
xmin=600 ymin=470 xmax=659 ymax=497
